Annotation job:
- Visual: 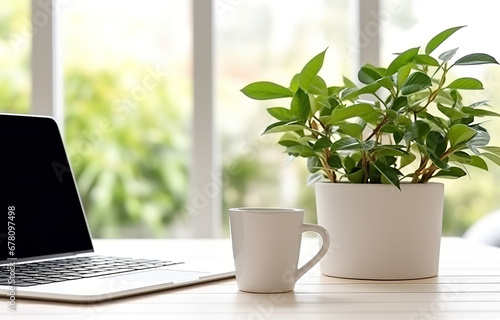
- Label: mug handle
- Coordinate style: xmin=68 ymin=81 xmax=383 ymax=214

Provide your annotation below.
xmin=294 ymin=223 xmax=330 ymax=281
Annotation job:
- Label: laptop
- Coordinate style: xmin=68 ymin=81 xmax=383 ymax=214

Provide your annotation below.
xmin=0 ymin=113 xmax=234 ymax=303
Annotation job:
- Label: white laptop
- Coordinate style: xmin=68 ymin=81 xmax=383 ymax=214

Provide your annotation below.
xmin=0 ymin=113 xmax=234 ymax=303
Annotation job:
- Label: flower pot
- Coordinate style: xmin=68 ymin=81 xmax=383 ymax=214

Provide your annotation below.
xmin=315 ymin=182 xmax=444 ymax=280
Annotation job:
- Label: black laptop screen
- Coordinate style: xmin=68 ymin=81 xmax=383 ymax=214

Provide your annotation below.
xmin=0 ymin=114 xmax=93 ymax=262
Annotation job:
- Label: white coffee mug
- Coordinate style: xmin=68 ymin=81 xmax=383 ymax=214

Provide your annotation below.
xmin=229 ymin=207 xmax=330 ymax=293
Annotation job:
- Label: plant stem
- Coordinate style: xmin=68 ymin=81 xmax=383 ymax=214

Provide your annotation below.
xmin=416 ymin=66 xmax=448 ymax=114
xmin=312 ymin=115 xmax=327 ymax=133
xmin=420 ymin=164 xmax=438 ymax=183
xmin=362 ymin=151 xmax=369 ymax=183
xmin=373 ymin=93 xmax=388 ymax=109
xmin=414 ymin=148 xmax=455 ymax=183
xmin=320 ymin=151 xmax=337 ymax=183
xmin=365 ymin=115 xmax=389 ymax=142
xmin=412 ymin=156 xmax=429 ymax=183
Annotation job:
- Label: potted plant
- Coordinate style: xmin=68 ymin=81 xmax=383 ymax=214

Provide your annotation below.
xmin=241 ymin=26 xmax=500 ymax=279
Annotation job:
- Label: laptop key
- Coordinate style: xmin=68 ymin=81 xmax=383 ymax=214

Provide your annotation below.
xmin=44 ymin=277 xmax=70 ymax=282
xmin=60 ymin=275 xmax=82 ymax=280
xmin=79 ymin=269 xmax=136 ymax=278
xmin=28 ymin=279 xmax=55 ymax=284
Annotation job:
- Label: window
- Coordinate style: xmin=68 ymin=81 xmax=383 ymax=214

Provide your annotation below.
xmin=215 ymin=0 xmax=353 ymax=232
xmin=3 ymin=0 xmax=499 ymax=238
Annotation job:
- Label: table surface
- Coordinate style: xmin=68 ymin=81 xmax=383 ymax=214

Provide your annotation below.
xmin=2 ymin=237 xmax=500 ymax=320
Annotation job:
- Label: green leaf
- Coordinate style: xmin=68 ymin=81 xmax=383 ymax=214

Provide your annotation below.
xmin=453 ymin=53 xmax=499 ymax=66
xmin=426 ymin=131 xmax=447 ymax=157
xmin=331 ymin=137 xmax=363 ymax=150
xmin=343 ymin=76 xmax=357 ymax=88
xmin=448 ymin=124 xmax=477 ymax=148
xmin=308 ymin=75 xmax=328 ymax=96
xmin=328 ymin=97 xmax=340 ymax=110
xmin=386 ymin=47 xmax=420 ymax=76
xmin=480 ymin=146 xmax=500 ymax=156
xmin=419 ymin=112 xmax=448 ymax=131
xmin=291 ymin=88 xmax=311 ymax=122
xmin=425 ymin=26 xmax=465 ymax=55
xmin=376 ymin=76 xmax=395 ymax=93
xmin=372 ymin=146 xmax=409 ymax=157
xmin=438 ymin=47 xmax=459 ymax=62
xmin=403 ymin=120 xmax=431 ymax=142
xmin=385 ymin=109 xmax=398 ymax=121
xmin=342 ymin=82 xmax=381 ymax=100
xmin=437 ymin=104 xmax=467 ymax=122
xmin=392 ymin=96 xmax=408 ymax=112
xmin=468 ymin=155 xmax=488 ymax=171
xmin=327 ymin=154 xmax=342 ymax=169
xmin=328 ymin=103 xmax=374 ymax=124
xmin=400 ymin=152 xmax=417 ymax=169
xmin=315 ymin=96 xmax=329 ymax=112
xmin=278 ymin=132 xmax=302 ymax=147
xmin=290 ymin=74 xmax=300 ymax=92
xmin=428 ymin=151 xmax=450 ymax=170
xmin=358 ymin=65 xmax=382 ymax=84
xmin=267 ymin=107 xmax=293 ymax=121
xmin=368 ymin=162 xmax=381 ymax=183
xmin=340 ymin=87 xmax=358 ymax=100
xmin=278 ymin=136 xmax=302 ymax=147
xmin=310 ymin=94 xmax=322 ymax=114
xmin=263 ymin=123 xmax=305 ymax=134
xmin=307 ymin=156 xmax=322 ymax=173
xmin=307 ymin=172 xmax=324 ymax=185
xmin=449 ymin=151 xmax=471 ymax=163
xmin=312 ymin=137 xmax=332 ymax=151
xmin=393 ymin=129 xmax=404 ymax=144
xmin=418 ymin=141 xmax=448 ymax=168
xmin=371 ymin=160 xmax=400 ymax=189
xmin=467 ymin=129 xmax=490 ymax=154
xmin=462 ymin=107 xmax=500 ymax=117
xmin=241 ymin=81 xmax=293 ymax=100
xmin=483 ymin=152 xmax=500 ymax=166
xmin=468 ymin=100 xmax=489 ymax=108
xmin=447 ymin=77 xmax=483 ymax=90
xmin=299 ymin=49 xmax=327 ymax=92
xmin=361 ymin=109 xmax=384 ymax=125
xmin=338 ymin=123 xmax=363 ymax=139
xmin=415 ymin=54 xmax=440 ymax=66
xmin=381 ymin=124 xmax=397 ymax=133
xmin=285 ymin=145 xmax=316 ymax=157
xmin=435 ymin=91 xmax=456 ymax=105
xmin=362 ymin=140 xmax=375 ymax=151
xmin=401 ymin=72 xmax=432 ymax=95
xmin=346 ymin=168 xmax=365 ymax=183
xmin=397 ymin=63 xmax=413 ymax=89
xmin=278 ymin=140 xmax=300 ymax=148
xmin=434 ymin=167 xmax=467 ymax=179
xmin=344 ymin=156 xmax=356 ymax=171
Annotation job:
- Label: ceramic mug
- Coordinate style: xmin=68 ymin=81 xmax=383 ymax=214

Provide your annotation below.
xmin=229 ymin=207 xmax=330 ymax=293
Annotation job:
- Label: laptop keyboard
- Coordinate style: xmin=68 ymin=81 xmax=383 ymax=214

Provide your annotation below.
xmin=0 ymin=256 xmax=180 ymax=287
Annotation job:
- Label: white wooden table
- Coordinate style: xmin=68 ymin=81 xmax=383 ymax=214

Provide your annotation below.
xmin=2 ymin=237 xmax=500 ymax=319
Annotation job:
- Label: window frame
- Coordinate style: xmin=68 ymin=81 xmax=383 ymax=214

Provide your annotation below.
xmin=31 ymin=0 xmax=379 ymax=238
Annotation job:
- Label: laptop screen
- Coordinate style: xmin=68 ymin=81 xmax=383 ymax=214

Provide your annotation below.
xmin=0 ymin=114 xmax=93 ymax=262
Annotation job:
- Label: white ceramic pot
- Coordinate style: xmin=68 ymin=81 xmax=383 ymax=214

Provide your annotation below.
xmin=315 ymin=182 xmax=444 ymax=280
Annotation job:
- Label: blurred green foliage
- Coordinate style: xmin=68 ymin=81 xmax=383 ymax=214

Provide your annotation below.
xmin=0 ymin=0 xmax=30 ymax=113
xmin=64 ymin=67 xmax=190 ymax=237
